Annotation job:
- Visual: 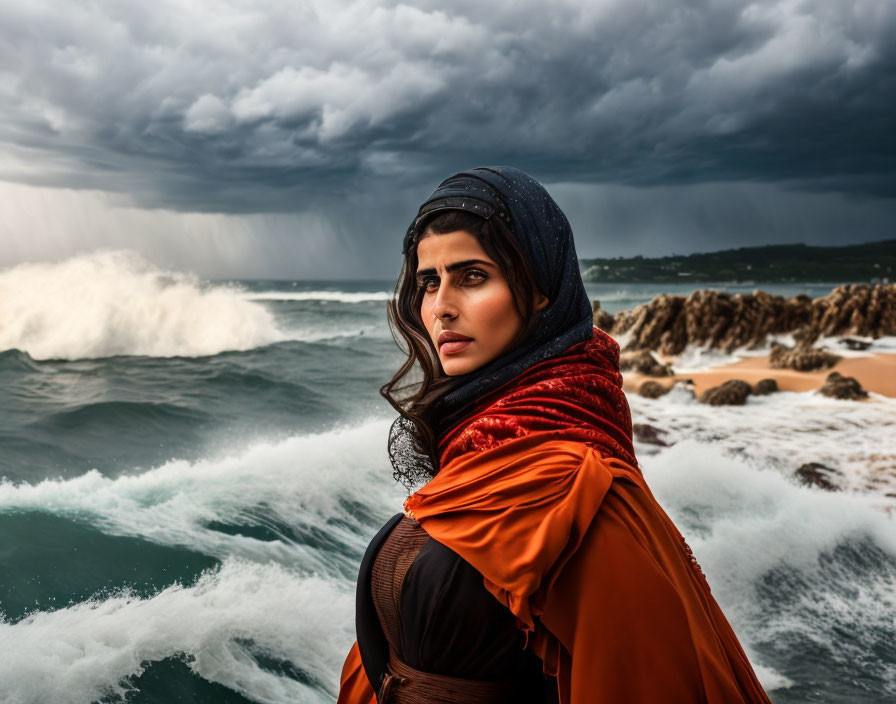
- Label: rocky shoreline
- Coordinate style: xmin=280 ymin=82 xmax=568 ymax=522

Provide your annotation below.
xmin=595 ymin=283 xmax=896 ymax=356
xmin=598 ymin=283 xmax=896 ymax=404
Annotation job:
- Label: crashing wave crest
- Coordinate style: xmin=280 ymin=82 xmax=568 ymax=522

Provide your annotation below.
xmin=0 ymin=250 xmax=285 ymax=360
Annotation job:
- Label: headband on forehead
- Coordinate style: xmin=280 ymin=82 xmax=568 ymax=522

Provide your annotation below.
xmin=402 ymin=175 xmax=511 ymax=255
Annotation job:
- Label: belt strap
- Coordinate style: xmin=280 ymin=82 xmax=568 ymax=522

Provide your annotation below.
xmin=378 ymin=649 xmax=519 ymax=703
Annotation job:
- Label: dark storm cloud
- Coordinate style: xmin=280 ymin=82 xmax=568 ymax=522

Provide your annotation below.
xmin=1 ymin=0 xmax=894 ymax=216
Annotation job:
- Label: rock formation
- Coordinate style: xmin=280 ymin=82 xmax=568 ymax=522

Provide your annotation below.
xmin=795 ymin=462 xmax=840 ymax=491
xmin=818 ymin=372 xmax=869 ymax=400
xmin=769 ymin=342 xmax=841 ymax=371
xmin=619 ymin=350 xmax=674 ymax=376
xmin=699 ymin=379 xmax=752 ymax=406
xmin=753 ymin=378 xmax=779 ymax=395
xmin=637 ymin=380 xmax=671 ymax=399
xmin=632 ymin=423 xmax=669 ymax=446
xmin=595 ymin=284 xmax=896 ymax=355
xmin=592 ymin=300 xmax=615 ymax=333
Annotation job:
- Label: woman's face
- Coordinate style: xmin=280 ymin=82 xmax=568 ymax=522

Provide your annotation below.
xmin=416 ymin=229 xmax=545 ymax=376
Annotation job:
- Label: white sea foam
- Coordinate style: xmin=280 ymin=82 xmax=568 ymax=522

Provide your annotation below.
xmin=644 ymin=439 xmax=896 ymax=603
xmin=629 ymin=388 xmax=896 ymax=497
xmin=669 ymin=345 xmax=744 ymax=372
xmin=0 ymin=419 xmax=405 ymax=702
xmin=817 ymin=334 xmax=896 ymax=357
xmin=0 ymin=419 xmax=404 ymax=569
xmin=661 ymin=333 xmax=896 ymax=373
xmin=666 ymin=333 xmax=797 ymax=373
xmin=642 ymin=440 xmax=896 ymax=692
xmin=869 ymin=335 xmax=896 ymax=354
xmin=244 ymin=290 xmax=390 ymax=303
xmin=0 ymin=559 xmax=352 ymax=704
xmin=0 ymin=251 xmax=286 ymax=359
xmin=631 ymin=385 xmax=896 ymax=693
xmin=3 ymin=390 xmax=893 ymax=698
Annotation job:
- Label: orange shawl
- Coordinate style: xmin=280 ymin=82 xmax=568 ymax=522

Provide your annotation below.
xmin=339 ymin=435 xmax=771 ymax=702
xmin=338 ymin=331 xmax=771 ymax=703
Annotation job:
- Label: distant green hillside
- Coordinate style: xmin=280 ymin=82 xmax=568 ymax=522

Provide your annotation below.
xmin=580 ymin=239 xmax=896 ymax=283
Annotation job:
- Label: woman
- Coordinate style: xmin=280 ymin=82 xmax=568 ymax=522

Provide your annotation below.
xmin=337 ymin=166 xmax=772 ymax=703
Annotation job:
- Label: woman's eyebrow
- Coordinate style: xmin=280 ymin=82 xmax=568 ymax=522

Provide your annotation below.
xmin=415 ymin=259 xmax=496 ymax=277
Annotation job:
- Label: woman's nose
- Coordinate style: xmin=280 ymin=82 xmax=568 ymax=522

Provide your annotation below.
xmin=431 ymin=285 xmax=459 ymax=320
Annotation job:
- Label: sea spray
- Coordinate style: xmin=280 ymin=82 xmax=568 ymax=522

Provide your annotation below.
xmin=0 ymin=420 xmax=403 ymax=570
xmin=638 ymin=419 xmax=896 ymax=699
xmin=0 ymin=251 xmax=285 ymax=359
xmin=630 ymin=387 xmax=896 ymax=496
xmin=643 ymin=440 xmax=896 ymax=608
xmin=0 ymin=419 xmax=405 ymax=702
xmin=0 ymin=560 xmax=351 ymax=704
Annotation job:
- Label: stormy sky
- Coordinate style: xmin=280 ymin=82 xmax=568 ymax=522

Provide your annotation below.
xmin=0 ymin=0 xmax=894 ymax=279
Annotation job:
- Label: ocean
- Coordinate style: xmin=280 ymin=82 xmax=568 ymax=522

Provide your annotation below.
xmin=0 ymin=250 xmax=893 ymax=703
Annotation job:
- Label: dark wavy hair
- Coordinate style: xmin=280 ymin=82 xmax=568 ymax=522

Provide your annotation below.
xmin=380 ymin=209 xmax=546 ymax=487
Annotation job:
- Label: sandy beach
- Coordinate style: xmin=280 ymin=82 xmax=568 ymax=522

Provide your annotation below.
xmin=623 ymin=351 xmax=896 ymax=399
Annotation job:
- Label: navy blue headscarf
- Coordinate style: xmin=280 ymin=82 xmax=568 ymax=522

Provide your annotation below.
xmin=404 ymin=166 xmax=594 ymax=432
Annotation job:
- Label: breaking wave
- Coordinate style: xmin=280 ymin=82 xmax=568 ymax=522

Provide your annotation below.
xmin=1 ymin=403 xmax=893 ymax=698
xmin=0 ymin=251 xmax=285 ymax=360
xmin=644 ymin=439 xmax=896 ymax=698
xmin=0 ymin=559 xmax=351 ymax=704
xmin=0 ymin=419 xmax=404 ymax=703
xmin=0 ymin=419 xmax=402 ymax=566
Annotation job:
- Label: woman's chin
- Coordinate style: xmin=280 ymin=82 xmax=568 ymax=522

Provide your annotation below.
xmin=440 ymin=356 xmax=481 ymax=376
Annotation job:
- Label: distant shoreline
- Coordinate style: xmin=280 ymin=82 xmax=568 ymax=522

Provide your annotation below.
xmin=580 ymin=238 xmax=895 ymax=284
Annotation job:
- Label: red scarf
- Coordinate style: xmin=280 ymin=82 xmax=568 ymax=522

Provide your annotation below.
xmin=437 ymin=326 xmax=636 ymax=469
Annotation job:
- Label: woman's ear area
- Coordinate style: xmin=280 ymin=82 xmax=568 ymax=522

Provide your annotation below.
xmin=534 ymin=292 xmax=549 ymax=311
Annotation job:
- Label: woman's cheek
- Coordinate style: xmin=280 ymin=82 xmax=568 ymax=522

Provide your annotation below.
xmin=473 ymin=295 xmax=514 ymax=355
xmin=482 ymin=288 xmax=517 ymax=329
xmin=419 ymin=298 xmax=436 ymax=338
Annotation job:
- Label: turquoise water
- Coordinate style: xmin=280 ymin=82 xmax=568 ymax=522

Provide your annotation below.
xmin=0 ymin=253 xmax=893 ymax=702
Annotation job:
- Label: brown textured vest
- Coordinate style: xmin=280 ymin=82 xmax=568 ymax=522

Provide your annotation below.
xmin=369 ymin=516 xmax=524 ymax=703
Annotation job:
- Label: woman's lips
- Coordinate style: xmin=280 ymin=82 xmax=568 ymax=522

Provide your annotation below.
xmin=440 ymin=339 xmax=473 ymax=355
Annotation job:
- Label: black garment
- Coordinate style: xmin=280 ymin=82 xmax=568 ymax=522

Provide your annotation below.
xmin=356 ymin=513 xmax=558 ymax=702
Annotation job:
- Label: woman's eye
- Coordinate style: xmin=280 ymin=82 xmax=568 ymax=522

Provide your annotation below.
xmin=418 ymin=270 xmax=485 ymax=292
